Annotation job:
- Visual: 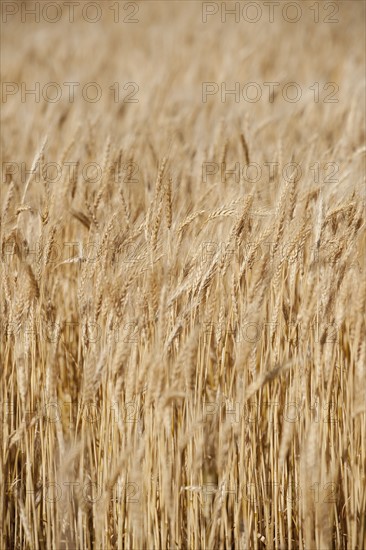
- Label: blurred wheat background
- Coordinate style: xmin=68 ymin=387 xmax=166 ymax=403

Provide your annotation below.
xmin=1 ymin=1 xmax=365 ymax=548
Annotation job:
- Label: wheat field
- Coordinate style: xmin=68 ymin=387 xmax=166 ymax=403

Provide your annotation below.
xmin=1 ymin=1 xmax=365 ymax=548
